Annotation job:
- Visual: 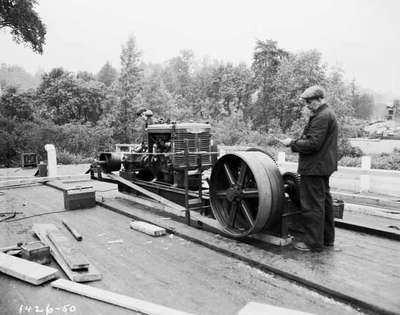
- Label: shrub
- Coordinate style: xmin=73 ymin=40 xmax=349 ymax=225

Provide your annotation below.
xmin=56 ymin=149 xmax=92 ymax=165
xmin=338 ymin=156 xmax=361 ymax=167
xmin=371 ymin=152 xmax=400 ymax=170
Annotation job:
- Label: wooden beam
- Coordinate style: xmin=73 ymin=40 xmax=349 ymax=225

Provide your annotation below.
xmin=47 ymin=230 xmax=89 ymax=270
xmin=51 ymin=279 xmax=193 ymax=315
xmin=130 ymin=221 xmax=166 ymax=237
xmin=33 ymin=224 xmax=101 ymax=282
xmin=0 ymin=174 xmax=90 ymax=188
xmin=0 ymin=252 xmax=58 ymax=285
xmin=105 ymin=174 xmax=185 ymax=211
xmin=62 ymin=219 xmax=83 ymax=241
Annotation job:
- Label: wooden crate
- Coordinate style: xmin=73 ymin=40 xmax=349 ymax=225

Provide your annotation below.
xmin=63 ymin=187 xmax=96 ymax=210
xmin=21 ymin=153 xmax=38 ymax=168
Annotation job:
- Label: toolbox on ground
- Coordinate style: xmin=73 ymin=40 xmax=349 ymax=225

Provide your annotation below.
xmin=333 ymin=199 xmax=344 ymax=219
xmin=20 ymin=241 xmax=51 ymax=265
xmin=63 ymin=186 xmax=96 ymax=210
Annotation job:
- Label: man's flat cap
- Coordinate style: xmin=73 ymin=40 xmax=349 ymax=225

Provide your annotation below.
xmin=300 ymin=85 xmax=325 ymax=100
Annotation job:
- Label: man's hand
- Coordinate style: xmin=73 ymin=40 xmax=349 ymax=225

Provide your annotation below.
xmin=279 ymin=138 xmax=293 ymax=147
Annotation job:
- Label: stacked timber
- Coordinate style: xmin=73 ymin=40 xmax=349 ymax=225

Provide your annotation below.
xmin=33 ymin=223 xmax=102 ymax=282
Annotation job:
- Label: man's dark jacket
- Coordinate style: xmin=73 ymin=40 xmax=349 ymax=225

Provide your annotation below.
xmin=291 ymin=103 xmax=338 ymax=176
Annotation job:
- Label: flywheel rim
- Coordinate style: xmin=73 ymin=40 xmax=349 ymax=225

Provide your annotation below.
xmin=210 ymin=151 xmax=283 ymax=238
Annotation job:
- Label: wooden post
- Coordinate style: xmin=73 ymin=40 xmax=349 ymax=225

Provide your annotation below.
xmin=360 ymin=156 xmax=371 ymax=193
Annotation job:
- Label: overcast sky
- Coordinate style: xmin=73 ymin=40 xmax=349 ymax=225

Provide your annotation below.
xmin=1 ymin=0 xmax=399 ymax=96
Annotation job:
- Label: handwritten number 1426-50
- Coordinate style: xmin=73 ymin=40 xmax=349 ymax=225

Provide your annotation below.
xmin=18 ymin=304 xmax=76 ymax=314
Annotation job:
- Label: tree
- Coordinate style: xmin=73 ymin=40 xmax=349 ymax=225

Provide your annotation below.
xmin=0 ymin=0 xmax=46 ymax=54
xmin=272 ymin=50 xmax=327 ymax=131
xmin=350 ymin=80 xmax=374 ymax=120
xmin=202 ymin=62 xmax=253 ymax=118
xmin=250 ymin=39 xmax=289 ymax=130
xmin=163 ymin=50 xmax=194 ymax=99
xmin=0 ymin=63 xmax=39 ymax=90
xmin=0 ymin=86 xmax=34 ymax=121
xmin=116 ymin=35 xmax=144 ymax=142
xmin=97 ymin=61 xmax=118 ymax=87
xmin=36 ymin=68 xmax=106 ymax=124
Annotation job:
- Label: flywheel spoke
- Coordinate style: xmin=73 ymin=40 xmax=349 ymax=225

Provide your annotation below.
xmin=242 ymin=188 xmax=258 ymax=198
xmin=240 ymin=200 xmax=254 ymax=227
xmin=237 ymin=162 xmax=247 ymax=187
xmin=223 ymin=163 xmax=236 ymax=186
xmin=215 ymin=190 xmax=228 ymax=197
xmin=228 ymin=202 xmax=238 ymax=227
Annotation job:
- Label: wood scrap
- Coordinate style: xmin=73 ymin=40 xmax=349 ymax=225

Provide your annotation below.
xmin=0 ymin=252 xmax=58 ymax=285
xmin=130 ymin=220 xmax=166 ymax=237
xmin=62 ymin=219 xmax=83 ymax=241
xmin=32 ymin=224 xmax=101 ymax=283
xmin=51 ymin=279 xmax=194 ymax=315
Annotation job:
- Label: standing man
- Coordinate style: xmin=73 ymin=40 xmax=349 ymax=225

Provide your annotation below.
xmin=143 ymin=109 xmax=154 ymax=127
xmin=280 ymin=85 xmax=338 ymax=252
xmin=132 ymin=109 xmax=154 ymax=148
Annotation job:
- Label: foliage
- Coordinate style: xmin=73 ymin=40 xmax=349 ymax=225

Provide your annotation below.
xmin=0 ymin=35 xmax=394 ymax=170
xmin=0 ymin=86 xmax=34 ymax=121
xmin=116 ymin=35 xmax=144 ymax=143
xmin=0 ymin=63 xmax=39 ymax=90
xmin=56 ymin=149 xmax=92 ymax=165
xmin=272 ymin=50 xmax=326 ymax=131
xmin=338 ymin=156 xmax=361 ymax=168
xmin=339 ymin=150 xmax=400 ymax=171
xmin=371 ymin=151 xmax=400 ymax=170
xmin=36 ymin=68 xmax=106 ymax=124
xmin=0 ymin=0 xmax=46 ymax=53
xmin=350 ymin=80 xmax=375 ymax=120
xmin=250 ymin=39 xmax=289 ymax=131
xmin=97 ymin=61 xmax=118 ymax=87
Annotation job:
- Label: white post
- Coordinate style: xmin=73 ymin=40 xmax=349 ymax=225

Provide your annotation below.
xmin=277 ymin=151 xmax=286 ymax=165
xmin=44 ymin=144 xmax=57 ymax=177
xmin=360 ymin=155 xmax=371 ymax=193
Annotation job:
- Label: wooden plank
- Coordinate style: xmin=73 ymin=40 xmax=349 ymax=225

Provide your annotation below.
xmin=130 ymin=221 xmax=166 ymax=237
xmin=105 ymin=173 xmax=186 ymax=211
xmin=32 ymin=224 xmax=102 ymax=283
xmin=51 ymin=279 xmax=193 ymax=315
xmin=333 ymin=191 xmax=400 ymax=210
xmin=0 ymin=252 xmax=58 ymax=285
xmin=47 ymin=230 xmax=89 ymax=270
xmin=238 ymin=302 xmax=313 ymax=315
xmin=0 ymin=174 xmax=90 ymax=188
xmin=62 ymin=219 xmax=83 ymax=241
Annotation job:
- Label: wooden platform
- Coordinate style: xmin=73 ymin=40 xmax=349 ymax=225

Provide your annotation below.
xmin=100 ymin=196 xmax=400 ymax=315
xmin=0 ymin=182 xmax=399 ymax=315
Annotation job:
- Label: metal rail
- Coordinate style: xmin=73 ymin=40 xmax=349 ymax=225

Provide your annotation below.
xmin=335 ymin=220 xmax=400 ymax=241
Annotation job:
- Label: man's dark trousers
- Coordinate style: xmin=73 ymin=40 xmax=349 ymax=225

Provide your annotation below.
xmin=299 ymin=175 xmax=335 ymax=251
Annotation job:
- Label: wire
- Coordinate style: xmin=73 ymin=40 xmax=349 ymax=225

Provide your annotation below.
xmin=5 ymin=210 xmax=71 ymax=223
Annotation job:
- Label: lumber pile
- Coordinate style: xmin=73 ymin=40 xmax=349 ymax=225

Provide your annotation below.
xmin=0 ymin=252 xmax=58 ymax=285
xmin=33 ymin=223 xmax=102 ymax=282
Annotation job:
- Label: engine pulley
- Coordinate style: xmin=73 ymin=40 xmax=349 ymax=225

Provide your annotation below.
xmin=209 ymin=151 xmax=284 ymax=238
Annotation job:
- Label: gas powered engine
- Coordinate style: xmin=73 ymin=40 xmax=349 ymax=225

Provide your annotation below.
xmin=90 ymin=122 xmax=315 ymax=241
